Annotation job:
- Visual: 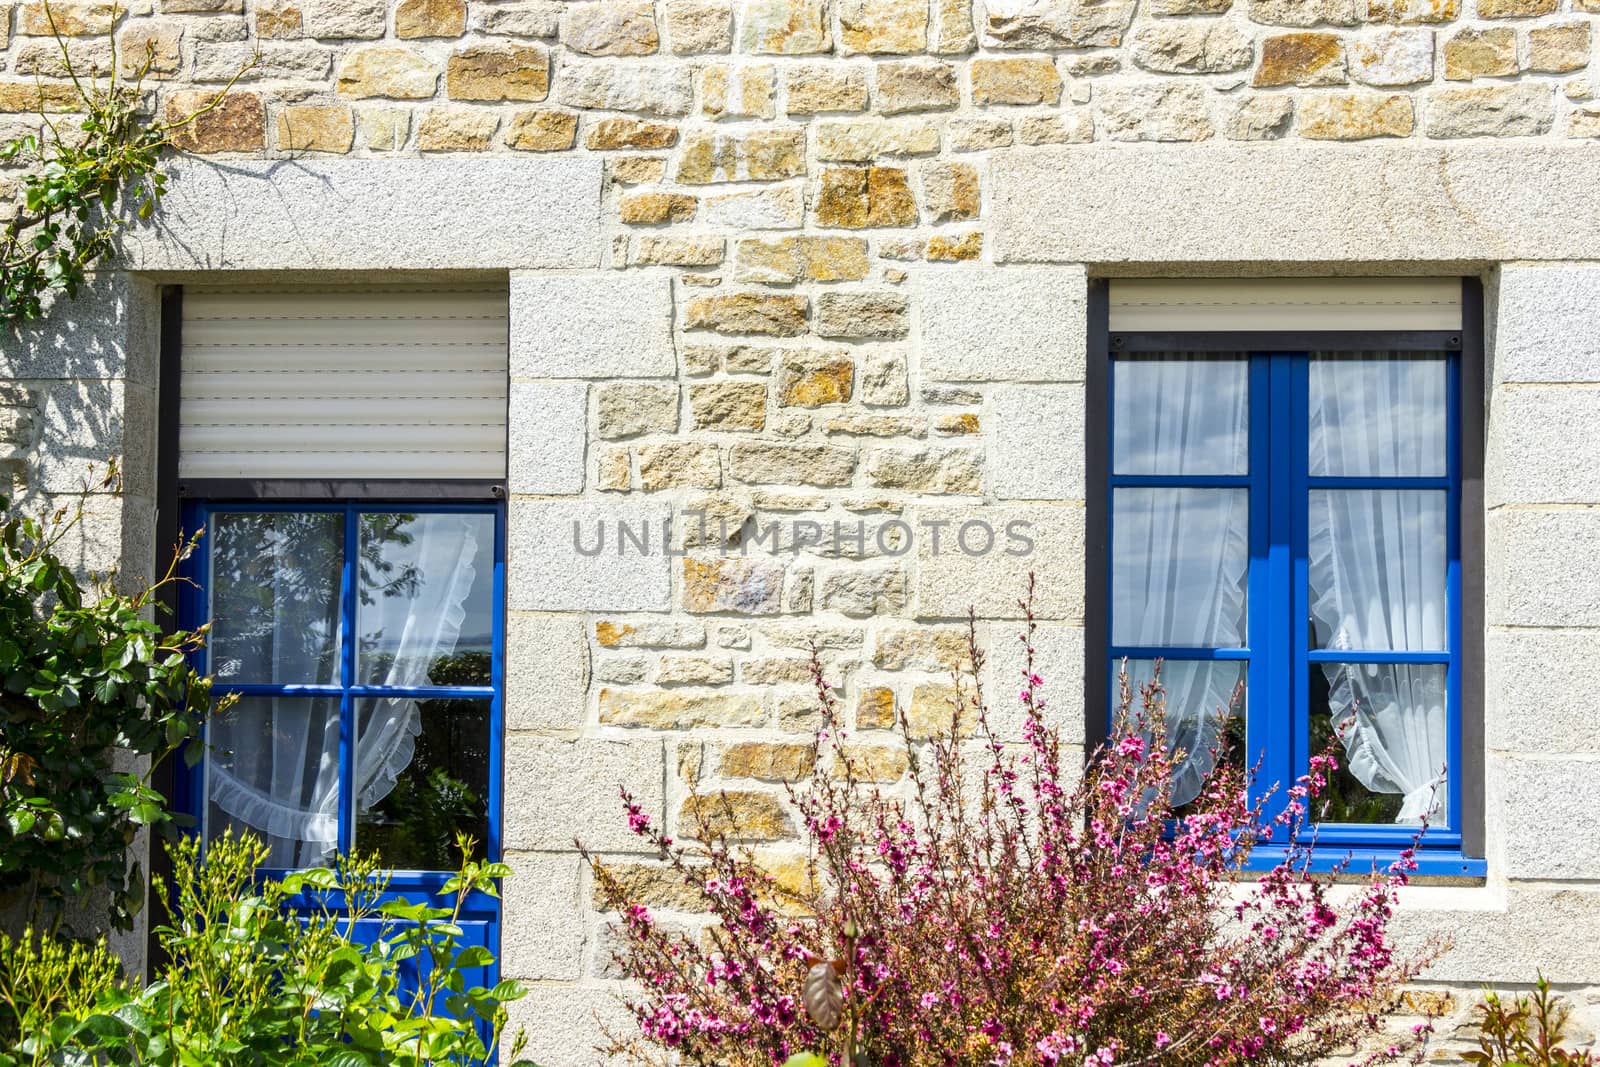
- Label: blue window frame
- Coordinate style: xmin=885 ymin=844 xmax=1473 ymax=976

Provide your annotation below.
xmin=1105 ymin=349 xmax=1483 ymax=877
xmin=174 ymin=498 xmax=506 ymax=1019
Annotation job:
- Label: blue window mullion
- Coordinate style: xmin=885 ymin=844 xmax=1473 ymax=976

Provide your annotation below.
xmin=338 ymin=503 xmax=357 ymax=856
xmin=488 ymin=508 xmax=506 ymax=865
xmin=1288 ymin=353 xmax=1312 ymax=831
xmin=1106 ymin=646 xmax=1251 ymax=662
xmin=1304 ymin=650 xmax=1451 ymax=665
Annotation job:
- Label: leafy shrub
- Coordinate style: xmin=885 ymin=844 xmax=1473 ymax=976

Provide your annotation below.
xmin=1464 ymin=977 xmax=1597 ymax=1067
xmin=0 ymin=831 xmax=533 ymax=1067
xmin=590 ymin=586 xmax=1444 ymax=1067
xmin=0 ymin=477 xmax=228 ymax=935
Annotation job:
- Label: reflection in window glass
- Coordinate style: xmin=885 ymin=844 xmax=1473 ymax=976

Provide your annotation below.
xmin=1112 ymin=488 xmax=1249 ymax=648
xmin=358 ymin=513 xmax=494 ymax=687
xmin=355 ymin=697 xmax=490 ymax=870
xmin=209 ymin=512 xmax=343 ymax=684
xmin=206 ymin=696 xmax=340 ymax=869
xmin=1114 ymin=357 xmax=1249 ymax=476
xmin=1309 ymin=356 xmax=1447 ymax=477
xmin=1310 ymin=663 xmax=1447 ymax=826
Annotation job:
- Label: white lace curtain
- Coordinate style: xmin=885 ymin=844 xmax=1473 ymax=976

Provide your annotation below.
xmin=1308 ymin=357 xmax=1449 ymax=824
xmin=209 ymin=514 xmax=481 ymax=867
xmin=1113 ymin=358 xmax=1250 ymax=807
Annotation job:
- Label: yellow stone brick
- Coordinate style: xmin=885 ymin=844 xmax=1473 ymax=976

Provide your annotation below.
xmin=19 ymin=0 xmax=115 ymax=35
xmin=359 ymin=107 xmax=409 ymax=150
xmin=394 ymin=0 xmax=465 ymax=38
xmin=117 ymin=22 xmax=183 ymax=78
xmin=446 ymin=44 xmax=549 ymax=102
xmin=562 ymin=0 xmax=659 ymax=56
xmin=856 ymin=685 xmax=896 ymax=729
xmin=835 ymin=743 xmax=908 ymax=782
xmin=1476 ymin=0 xmax=1554 ymax=15
xmin=926 ymin=231 xmax=983 ymax=261
xmin=682 ymin=556 xmax=785 ymax=613
xmin=839 ymin=0 xmax=928 ymax=54
xmin=596 ymin=447 xmax=631 ymax=491
xmin=592 ymin=862 xmax=707 ymax=911
xmin=933 ymin=411 xmax=982 ymax=433
xmin=586 ymin=116 xmax=679 ymax=149
xmin=970 ymin=57 xmax=1061 ymax=105
xmin=816 ymin=118 xmax=941 ymax=161
xmin=921 ymin=160 xmax=980 ymax=222
xmin=619 ymin=190 xmax=699 ymax=223
xmin=416 ymin=107 xmax=497 ymax=150
xmin=740 ymin=0 xmax=829 ymax=54
xmin=719 ymin=741 xmax=816 ymax=780
xmin=675 ymin=128 xmax=806 ymax=183
xmin=1444 ymin=27 xmax=1517 ymax=79
xmin=255 ymin=1 xmax=302 ymax=37
xmin=275 ymin=104 xmax=355 ymax=152
xmin=907 ymin=682 xmax=975 ymax=739
xmin=505 ymin=108 xmax=577 ymax=150
xmin=1528 ymin=21 xmax=1591 ymax=73
xmin=778 ymin=354 xmax=855 ymax=407
xmin=638 ymin=441 xmax=723 ymax=489
xmin=166 ymin=91 xmax=265 ymax=153
xmin=1297 ymin=92 xmax=1414 ymax=138
xmin=873 ymin=627 xmax=971 ymax=670
xmin=786 ymin=63 xmax=870 ymax=112
xmin=814 ymin=166 xmax=918 ymax=228
xmin=734 ymin=236 xmax=869 ymax=283
xmin=666 ymin=0 xmax=733 ymax=53
xmin=599 ymin=687 xmax=765 ymax=727
xmin=698 ymin=63 xmax=777 ymax=119
xmin=634 ymin=235 xmax=725 ymax=266
xmin=680 ymin=792 xmax=793 ymax=840
xmin=336 ymin=47 xmax=438 ymax=99
xmin=690 ymin=381 xmax=768 ymax=431
xmin=1254 ymin=33 xmax=1347 ymax=86
xmin=657 ymin=655 xmax=735 ymax=684
xmin=0 ymin=81 xmax=82 ymax=112
xmin=611 ymin=155 xmax=669 ymax=182
xmin=685 ymin=293 xmax=809 ymax=336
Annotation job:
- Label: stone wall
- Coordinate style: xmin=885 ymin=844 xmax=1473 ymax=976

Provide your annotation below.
xmin=4 ymin=0 xmax=1600 ymax=1061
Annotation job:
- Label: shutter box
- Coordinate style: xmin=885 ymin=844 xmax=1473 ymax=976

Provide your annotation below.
xmin=178 ymin=286 xmax=508 ymax=481
xmin=1108 ymin=278 xmax=1463 ymax=333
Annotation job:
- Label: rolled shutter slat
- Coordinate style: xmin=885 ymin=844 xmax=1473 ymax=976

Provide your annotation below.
xmin=1108 ymin=278 xmax=1463 ymax=332
xmin=179 ymin=288 xmax=508 ymax=481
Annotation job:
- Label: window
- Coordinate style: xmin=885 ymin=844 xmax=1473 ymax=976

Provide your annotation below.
xmin=160 ymin=283 xmax=511 ymax=1016
xmin=1091 ymin=279 xmax=1483 ymax=876
xmin=184 ymin=504 xmax=503 ymax=873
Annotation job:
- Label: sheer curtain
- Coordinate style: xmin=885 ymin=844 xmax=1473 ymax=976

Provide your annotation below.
xmin=208 ymin=514 xmax=481 ymax=867
xmin=1113 ymin=359 xmax=1250 ymax=807
xmin=1307 ymin=357 xmax=1449 ymax=824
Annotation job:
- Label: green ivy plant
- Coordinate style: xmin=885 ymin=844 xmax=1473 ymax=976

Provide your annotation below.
xmin=1 ymin=4 xmax=249 ymax=325
xmin=0 ymin=468 xmax=232 ymax=936
xmin=0 ymin=831 xmax=539 ymax=1066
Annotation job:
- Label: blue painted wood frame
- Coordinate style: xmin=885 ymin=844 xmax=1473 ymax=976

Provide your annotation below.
xmin=174 ymin=498 xmax=508 ymax=1042
xmin=1106 ymin=351 xmax=1484 ymax=878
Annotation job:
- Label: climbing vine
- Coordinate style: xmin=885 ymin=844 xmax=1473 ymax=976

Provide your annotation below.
xmin=0 ymin=7 xmax=246 ymax=326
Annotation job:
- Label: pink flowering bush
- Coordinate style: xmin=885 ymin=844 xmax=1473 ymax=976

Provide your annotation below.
xmin=586 ymin=582 xmax=1446 ymax=1067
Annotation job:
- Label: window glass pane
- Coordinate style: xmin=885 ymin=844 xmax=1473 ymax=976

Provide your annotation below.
xmin=1112 ymin=488 xmax=1249 ymax=648
xmin=206 ymin=696 xmax=340 ymax=868
xmin=1113 ymin=356 xmax=1249 ymax=476
xmin=1308 ymin=355 xmax=1447 ymax=477
xmin=358 ymin=512 xmax=494 ymax=687
xmin=209 ymin=512 xmax=343 ymax=684
xmin=1113 ymin=658 xmax=1246 ymax=809
xmin=355 ymin=697 xmax=490 ymax=870
xmin=1308 ymin=489 xmax=1446 ymax=651
xmin=1310 ymin=662 xmax=1447 ymax=826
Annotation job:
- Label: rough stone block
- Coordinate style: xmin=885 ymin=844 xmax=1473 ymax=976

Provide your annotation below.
xmin=876 ymin=59 xmax=960 ymax=113
xmin=1424 ymin=84 xmax=1554 ymax=138
xmin=335 ymin=46 xmax=439 ymax=99
xmin=561 ymin=0 xmax=658 ymax=55
xmin=739 ymin=0 xmax=829 ymax=53
xmin=1298 ymin=92 xmax=1414 ymax=138
xmin=915 ymin=504 xmax=1085 ymax=620
xmin=500 ymin=851 xmax=585 ymax=979
xmin=503 ymin=735 xmax=664 ymax=852
xmin=505 ymin=613 xmax=589 ymax=732
xmin=1493 ymin=265 xmax=1600 ymax=384
xmin=1499 ymin=758 xmax=1600 ymax=880
xmin=511 ymin=273 xmax=674 ymax=377
xmin=990 ymin=385 xmax=1084 ymax=500
xmin=165 ymin=91 xmax=265 ymax=153
xmin=916 ymin=267 xmax=1088 ymax=382
xmin=786 ymin=62 xmax=869 ymax=112
xmin=276 ymin=104 xmax=355 ymax=152
xmin=982 ymin=0 xmax=1135 ymax=48
xmin=597 ymin=383 xmax=679 ymax=439
xmin=1485 ymin=629 xmax=1600 ymax=756
xmin=509 ymin=498 xmax=672 ymax=611
xmin=1097 ymin=83 xmax=1214 ymax=140
xmin=682 ymin=556 xmax=785 ymax=613
xmin=509 ymin=381 xmax=586 ymax=494
xmin=1487 ymin=508 xmax=1600 ymax=626
xmin=600 ymin=688 xmax=765 ymax=727
xmin=838 ymin=0 xmax=927 ymax=54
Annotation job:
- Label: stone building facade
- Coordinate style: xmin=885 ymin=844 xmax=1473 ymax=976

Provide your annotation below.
xmin=6 ymin=0 xmax=1600 ymax=1059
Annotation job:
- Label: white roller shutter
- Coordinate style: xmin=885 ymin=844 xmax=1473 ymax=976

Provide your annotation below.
xmin=179 ymin=287 xmax=508 ymax=480
xmin=1108 ymin=278 xmax=1462 ymax=333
